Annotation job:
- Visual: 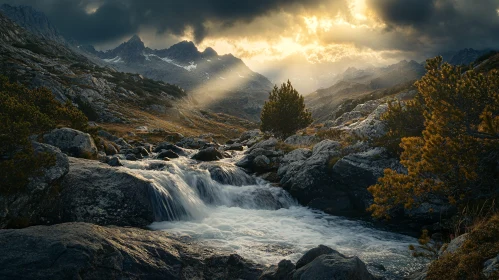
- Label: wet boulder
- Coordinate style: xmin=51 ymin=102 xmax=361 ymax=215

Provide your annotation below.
xmin=192 ymin=147 xmax=224 ymax=161
xmin=224 ymin=143 xmax=244 ymax=151
xmin=107 ymin=156 xmax=123 ymax=167
xmin=199 ymin=162 xmax=257 ymax=186
xmin=132 ymin=146 xmax=150 ymax=157
xmin=295 ymin=245 xmax=335 ymax=269
xmin=293 ymin=246 xmax=378 ymax=280
xmin=53 ymin=158 xmax=164 ymax=227
xmin=154 ymin=142 xmax=187 ymax=157
xmin=176 ymin=137 xmax=210 ymax=149
xmin=259 ymin=260 xmax=295 ymax=280
xmin=156 ymin=149 xmax=179 ymax=159
xmin=125 ymin=154 xmax=138 ymax=161
xmin=253 ymin=155 xmax=272 ymax=171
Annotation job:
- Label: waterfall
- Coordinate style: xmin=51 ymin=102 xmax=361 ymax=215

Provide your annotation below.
xmin=123 ymin=158 xmax=296 ymax=222
xmin=121 ymin=154 xmax=427 ymax=279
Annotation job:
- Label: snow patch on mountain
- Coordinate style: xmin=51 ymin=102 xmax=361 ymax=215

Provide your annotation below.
xmin=103 ymin=56 xmax=124 ymax=63
xmin=143 ymin=53 xmax=197 ymax=72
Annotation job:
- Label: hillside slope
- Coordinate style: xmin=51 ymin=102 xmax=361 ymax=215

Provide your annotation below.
xmin=306 ymin=60 xmax=425 ymax=122
xmin=0 ymin=12 xmax=255 ymax=140
xmin=84 ymin=35 xmax=273 ymax=121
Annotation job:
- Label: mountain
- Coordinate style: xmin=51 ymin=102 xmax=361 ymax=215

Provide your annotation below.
xmin=0 ymin=12 xmax=256 ymax=138
xmin=306 ymin=60 xmax=426 ymax=122
xmin=84 ymin=35 xmax=273 ymax=121
xmin=0 ymin=4 xmax=272 ymax=121
xmin=0 ymin=4 xmax=66 ymax=44
xmin=446 ymin=48 xmax=494 ymax=66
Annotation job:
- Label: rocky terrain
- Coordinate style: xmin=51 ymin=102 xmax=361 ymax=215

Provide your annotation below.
xmin=0 ymin=3 xmax=273 ymax=121
xmin=1 ymin=4 xmax=498 ymax=280
xmin=305 ymin=60 xmax=425 ymax=122
xmin=0 ymin=10 xmax=256 ymax=140
xmin=233 ymin=95 xmax=455 ymax=234
xmin=0 ymin=4 xmax=66 ymax=45
xmin=82 ymin=35 xmax=273 ymax=121
xmin=0 ymin=124 xmax=394 ymax=279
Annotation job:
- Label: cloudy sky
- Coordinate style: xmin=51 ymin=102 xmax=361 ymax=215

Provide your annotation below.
xmin=3 ymin=0 xmax=499 ymax=91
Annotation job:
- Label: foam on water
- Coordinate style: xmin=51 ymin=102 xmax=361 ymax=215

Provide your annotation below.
xmin=121 ymin=155 xmax=425 ymax=278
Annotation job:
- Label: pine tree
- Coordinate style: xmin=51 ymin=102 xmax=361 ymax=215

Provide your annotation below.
xmin=368 ymin=57 xmax=499 ymax=218
xmin=260 ymin=80 xmax=313 ymax=139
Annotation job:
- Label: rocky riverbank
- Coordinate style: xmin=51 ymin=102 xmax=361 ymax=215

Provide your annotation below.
xmin=0 ymin=126 xmax=422 ymax=279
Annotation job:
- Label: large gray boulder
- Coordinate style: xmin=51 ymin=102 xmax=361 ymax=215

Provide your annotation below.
xmin=43 ymin=127 xmax=98 ymax=158
xmin=192 ymin=147 xmax=224 ymax=161
xmin=438 ymin=233 xmax=468 ymax=256
xmin=279 ymin=140 xmax=341 ymax=204
xmin=259 ymin=260 xmax=295 ymax=280
xmin=284 ymin=135 xmax=319 ymax=147
xmin=295 ymin=245 xmax=335 ymax=269
xmin=483 ymin=254 xmax=499 ymax=278
xmin=29 ymin=142 xmax=70 ymax=190
xmin=176 ymin=137 xmax=210 ymax=149
xmin=53 ymin=158 xmax=164 ymax=227
xmin=346 ymin=104 xmax=388 ymax=140
xmin=327 ymin=147 xmax=404 ymax=214
xmin=0 ymin=222 xmax=264 ymax=280
xmin=239 ymin=129 xmax=262 ymax=142
xmin=154 ymin=142 xmax=188 ymax=156
xmin=0 ymin=142 xmax=69 ymax=229
xmin=248 ymin=138 xmax=278 ymax=152
xmin=293 ymin=245 xmax=378 ymax=280
xmin=236 ymin=138 xmax=282 ymax=174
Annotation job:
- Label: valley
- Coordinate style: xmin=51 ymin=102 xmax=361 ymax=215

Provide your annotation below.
xmin=0 ymin=2 xmax=498 ymax=280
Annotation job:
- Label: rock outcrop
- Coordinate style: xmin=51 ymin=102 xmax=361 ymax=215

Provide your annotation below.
xmin=278 ymin=140 xmax=341 ymax=204
xmin=284 ymin=135 xmax=319 ymax=146
xmin=0 ymin=142 xmax=69 ymax=228
xmin=260 ymin=245 xmax=379 ymax=280
xmin=43 ymin=128 xmax=98 ymax=158
xmin=192 ymin=147 xmax=225 ymax=161
xmin=0 ymin=222 xmax=264 ymax=280
xmin=54 ymin=158 xmax=163 ymax=227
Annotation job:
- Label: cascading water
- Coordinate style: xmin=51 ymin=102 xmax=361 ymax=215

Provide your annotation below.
xmin=122 ymin=152 xmax=426 ymax=279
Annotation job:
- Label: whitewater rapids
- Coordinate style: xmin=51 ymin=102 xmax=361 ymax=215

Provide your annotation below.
xmin=122 ymin=152 xmax=426 ymax=278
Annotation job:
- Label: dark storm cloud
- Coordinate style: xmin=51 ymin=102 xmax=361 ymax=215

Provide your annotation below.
xmin=365 ymin=0 xmax=499 ymax=54
xmin=1 ymin=0 xmax=321 ymax=44
xmin=368 ymin=0 xmax=436 ymax=26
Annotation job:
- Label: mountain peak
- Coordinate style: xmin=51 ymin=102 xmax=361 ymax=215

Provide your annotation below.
xmin=170 ymin=40 xmax=197 ymax=51
xmin=202 ymin=47 xmax=218 ymax=57
xmin=127 ymin=34 xmax=142 ymax=43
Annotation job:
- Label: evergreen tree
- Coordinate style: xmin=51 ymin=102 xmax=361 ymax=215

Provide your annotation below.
xmin=260 ymin=80 xmax=313 ymax=139
xmin=368 ymin=57 xmax=499 ymax=218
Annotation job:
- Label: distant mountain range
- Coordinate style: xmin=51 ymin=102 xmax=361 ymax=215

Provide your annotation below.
xmin=0 ymin=3 xmax=495 ymax=123
xmin=80 ymin=35 xmax=273 ymax=121
xmin=305 ymin=60 xmax=426 ymax=122
xmin=445 ymin=48 xmax=494 ymax=66
xmin=0 ymin=4 xmax=272 ymax=121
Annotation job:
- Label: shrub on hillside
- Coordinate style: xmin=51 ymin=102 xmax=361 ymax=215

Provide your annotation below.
xmin=260 ymin=80 xmax=313 ymax=139
xmin=368 ymin=56 xmax=499 ymax=219
xmin=0 ymin=76 xmax=88 ymax=194
xmin=375 ymin=95 xmax=425 ymax=156
xmin=427 ymin=214 xmax=499 ymax=279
